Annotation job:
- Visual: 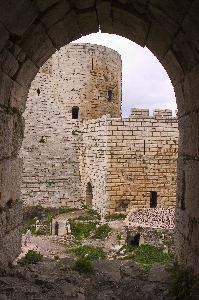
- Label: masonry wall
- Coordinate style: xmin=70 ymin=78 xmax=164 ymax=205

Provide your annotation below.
xmin=20 ymin=43 xmax=122 ymax=208
xmin=79 ymin=109 xmax=178 ymax=215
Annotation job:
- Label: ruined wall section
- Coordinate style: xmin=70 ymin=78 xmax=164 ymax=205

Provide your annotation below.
xmin=106 ymin=109 xmax=178 ymax=213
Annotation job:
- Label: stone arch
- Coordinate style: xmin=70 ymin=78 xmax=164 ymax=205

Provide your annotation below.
xmin=0 ymin=1 xmax=199 ymax=274
xmin=86 ymin=182 xmax=93 ymax=207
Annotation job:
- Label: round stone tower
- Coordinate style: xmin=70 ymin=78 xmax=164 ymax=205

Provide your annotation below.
xmin=38 ymin=43 xmax=122 ymax=121
xmin=20 ymin=43 xmax=122 ymax=208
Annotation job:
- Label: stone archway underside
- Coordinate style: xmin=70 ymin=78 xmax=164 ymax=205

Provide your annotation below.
xmin=0 ymin=0 xmax=199 ymax=274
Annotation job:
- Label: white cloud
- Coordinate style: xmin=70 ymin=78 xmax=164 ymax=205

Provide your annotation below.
xmin=73 ymin=32 xmax=177 ymax=117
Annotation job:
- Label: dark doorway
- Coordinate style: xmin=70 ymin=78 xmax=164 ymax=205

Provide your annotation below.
xmin=130 ymin=233 xmax=140 ymax=247
xmin=72 ymin=106 xmax=79 ymax=119
xmin=150 ymin=191 xmax=157 ymax=208
xmin=86 ymin=182 xmax=93 ymax=207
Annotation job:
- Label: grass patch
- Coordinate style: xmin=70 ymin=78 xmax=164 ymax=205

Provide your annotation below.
xmin=130 ymin=245 xmax=174 ymax=272
xmin=69 ymin=221 xmax=97 ymax=240
xmin=105 ymin=213 xmax=126 ymax=221
xmin=72 ymin=245 xmax=106 ymax=260
xmin=93 ymin=224 xmax=112 ymax=240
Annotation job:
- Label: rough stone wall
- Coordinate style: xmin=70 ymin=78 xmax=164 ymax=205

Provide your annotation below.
xmin=79 ymin=109 xmax=178 ymax=215
xmin=20 ymin=43 xmax=121 ymax=208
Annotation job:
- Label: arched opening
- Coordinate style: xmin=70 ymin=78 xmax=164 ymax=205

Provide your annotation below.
xmin=0 ymin=1 xmax=198 ymax=276
xmin=86 ymin=182 xmax=93 ymax=207
xmin=72 ymin=106 xmax=79 ymax=119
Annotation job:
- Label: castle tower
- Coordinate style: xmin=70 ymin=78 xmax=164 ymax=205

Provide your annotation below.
xmin=37 ymin=43 xmax=122 ymax=121
xmin=20 ymin=43 xmax=122 ymax=208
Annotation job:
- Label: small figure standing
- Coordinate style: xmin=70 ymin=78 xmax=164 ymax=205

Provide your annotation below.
xmin=65 ymin=219 xmax=71 ymax=235
xmin=55 ymin=221 xmax=59 ymax=236
xmin=24 ymin=229 xmax=31 ymax=245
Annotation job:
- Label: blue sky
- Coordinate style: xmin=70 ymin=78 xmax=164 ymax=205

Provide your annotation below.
xmin=73 ymin=32 xmax=177 ymax=117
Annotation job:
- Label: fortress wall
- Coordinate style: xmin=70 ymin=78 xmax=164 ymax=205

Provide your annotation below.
xmin=78 ymin=109 xmax=178 ymax=215
xmin=105 ymin=109 xmax=178 ymax=213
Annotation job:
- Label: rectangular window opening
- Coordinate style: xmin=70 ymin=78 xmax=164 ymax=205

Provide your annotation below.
xmin=150 ymin=191 xmax=157 ymax=208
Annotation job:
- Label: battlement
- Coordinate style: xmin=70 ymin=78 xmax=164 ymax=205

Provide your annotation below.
xmin=130 ymin=108 xmax=176 ymax=119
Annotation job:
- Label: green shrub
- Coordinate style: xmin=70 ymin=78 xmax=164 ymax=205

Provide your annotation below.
xmin=72 ymin=245 xmax=106 ymax=260
xmin=133 ymin=244 xmax=174 ymax=272
xmin=70 ymin=221 xmax=97 ymax=240
xmin=23 ymin=250 xmax=43 ymax=264
xmin=93 ymin=224 xmax=112 ymax=239
xmin=168 ymin=264 xmax=199 ymax=300
xmin=73 ymin=258 xmax=94 ymax=272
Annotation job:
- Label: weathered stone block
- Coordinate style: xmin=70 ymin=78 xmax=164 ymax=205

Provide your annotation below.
xmin=9 ymin=81 xmax=28 ymax=113
xmin=0 ymin=69 xmax=13 ymax=107
xmin=112 ymin=6 xmax=150 ymax=47
xmin=72 ymin=0 xmax=95 ymax=9
xmin=0 ymin=0 xmax=38 ymax=36
xmin=0 ymin=158 xmax=22 ymax=208
xmin=182 ymin=0 xmax=199 ymax=62
xmin=96 ymin=0 xmax=113 ymax=33
xmin=161 ymin=49 xmax=184 ymax=87
xmin=47 ymin=11 xmax=81 ymax=49
xmin=36 ymin=0 xmax=60 ymax=12
xmin=0 ymin=222 xmax=22 ymax=267
xmin=0 ymin=48 xmax=19 ymax=78
xmin=19 ymin=21 xmax=56 ymax=67
xmin=39 ymin=0 xmax=71 ymax=28
xmin=76 ymin=8 xmax=99 ymax=36
xmin=15 ymin=57 xmax=38 ymax=88
xmin=178 ymin=112 xmax=199 ymax=158
xmin=0 ymin=24 xmax=9 ymax=53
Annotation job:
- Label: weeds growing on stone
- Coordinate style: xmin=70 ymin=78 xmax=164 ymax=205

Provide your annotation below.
xmin=71 ymin=245 xmax=106 ymax=260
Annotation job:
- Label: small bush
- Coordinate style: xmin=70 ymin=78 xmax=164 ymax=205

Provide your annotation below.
xmin=168 ymin=264 xmax=199 ymax=300
xmin=72 ymin=245 xmax=106 ymax=260
xmin=23 ymin=250 xmax=43 ymax=264
xmin=73 ymin=258 xmax=94 ymax=272
xmin=93 ymin=224 xmax=112 ymax=240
